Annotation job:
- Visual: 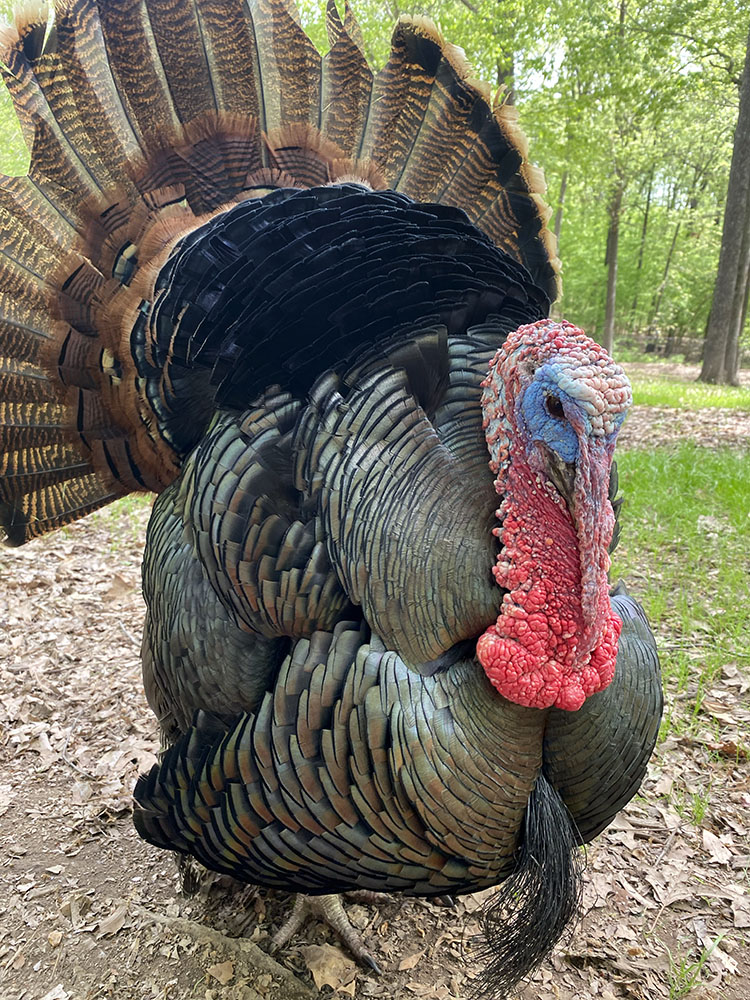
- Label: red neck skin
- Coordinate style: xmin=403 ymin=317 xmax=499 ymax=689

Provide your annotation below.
xmin=476 ymin=439 xmax=621 ymax=711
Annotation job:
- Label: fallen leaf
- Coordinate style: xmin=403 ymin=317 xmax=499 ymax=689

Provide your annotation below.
xmin=97 ymin=902 xmax=129 ymax=937
xmin=103 ymin=573 xmax=134 ymax=600
xmin=206 ymin=960 xmax=234 ymax=985
xmin=0 ymin=783 xmax=12 ymax=817
xmin=30 ymin=730 xmax=59 ymax=770
xmin=404 ymin=984 xmax=428 ymax=996
xmin=613 ymin=922 xmax=637 ymax=941
xmin=702 ymin=830 xmax=733 ymax=864
xmin=732 ymin=894 xmax=750 ymax=928
xmin=713 ymin=741 xmax=748 ymax=761
xmin=651 ymin=773 xmax=673 ymax=796
xmin=700 ymin=700 xmax=742 ymax=726
xmin=40 ymin=988 xmax=70 ymax=1000
xmin=302 ymin=943 xmax=357 ymax=993
xmin=691 ymin=922 xmax=739 ymax=978
xmin=398 ymin=949 xmax=425 ymax=971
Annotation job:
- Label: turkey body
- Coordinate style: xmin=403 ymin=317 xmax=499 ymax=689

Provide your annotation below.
xmin=136 ymin=318 xmax=659 ymax=898
xmin=0 ymin=0 xmax=662 ymax=994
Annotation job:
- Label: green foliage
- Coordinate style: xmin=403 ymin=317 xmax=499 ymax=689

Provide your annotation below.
xmin=301 ymin=0 xmax=748 ymax=349
xmin=667 ymin=935 xmax=725 ymax=998
xmin=0 ymin=0 xmax=29 ymax=174
xmin=522 ymin=0 xmax=746 ymax=343
xmin=0 ymin=90 xmax=27 ymax=175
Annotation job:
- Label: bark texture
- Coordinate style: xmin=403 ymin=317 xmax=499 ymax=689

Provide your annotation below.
xmin=700 ymin=22 xmax=750 ymax=384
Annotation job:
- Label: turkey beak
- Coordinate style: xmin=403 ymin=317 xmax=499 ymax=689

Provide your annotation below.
xmin=541 ymin=445 xmax=577 ymax=511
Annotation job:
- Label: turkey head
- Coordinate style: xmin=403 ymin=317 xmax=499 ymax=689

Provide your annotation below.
xmin=478 ymin=319 xmax=632 ymax=711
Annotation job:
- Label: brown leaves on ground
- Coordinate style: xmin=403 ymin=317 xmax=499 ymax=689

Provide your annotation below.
xmin=618 ymin=406 xmax=750 ymax=450
xmin=302 ymin=944 xmax=357 ymax=994
xmin=622 ymin=362 xmax=750 ymax=387
xmin=618 ymin=361 xmax=750 ymax=450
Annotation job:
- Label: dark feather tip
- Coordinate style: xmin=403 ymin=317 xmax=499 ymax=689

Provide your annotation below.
xmin=471 ymin=772 xmax=584 ymax=999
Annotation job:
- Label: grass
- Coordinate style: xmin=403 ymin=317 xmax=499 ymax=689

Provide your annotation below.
xmin=615 ymin=345 xmax=693 ymax=365
xmin=666 ymin=937 xmax=724 ymax=999
xmin=610 ymin=443 xmax=750 ymax=739
xmin=627 ymin=376 xmax=750 ymax=409
xmin=670 ymin=784 xmax=713 ymax=826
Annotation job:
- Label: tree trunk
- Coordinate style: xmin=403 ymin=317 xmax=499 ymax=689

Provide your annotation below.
xmin=553 ymin=170 xmax=568 ymax=248
xmin=602 ymin=180 xmax=624 ymax=355
xmin=736 ymin=269 xmax=750 ymax=370
xmin=720 ymin=186 xmax=750 ymax=383
xmin=739 ymin=254 xmax=750 ymax=359
xmin=630 ymin=167 xmax=653 ymax=330
xmin=700 ymin=21 xmax=750 ymax=383
xmin=649 ymin=220 xmax=681 ymax=332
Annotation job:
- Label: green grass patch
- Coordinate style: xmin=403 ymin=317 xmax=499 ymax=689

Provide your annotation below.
xmin=628 ymin=377 xmax=750 ymax=409
xmin=610 ymin=443 xmax=750 ymax=737
xmin=666 ymin=936 xmax=726 ymax=999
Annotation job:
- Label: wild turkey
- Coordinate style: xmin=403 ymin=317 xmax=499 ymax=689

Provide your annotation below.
xmin=0 ymin=0 xmax=662 ymax=995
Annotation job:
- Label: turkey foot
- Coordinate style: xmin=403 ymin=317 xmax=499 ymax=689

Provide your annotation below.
xmin=271 ymin=892 xmax=382 ymax=973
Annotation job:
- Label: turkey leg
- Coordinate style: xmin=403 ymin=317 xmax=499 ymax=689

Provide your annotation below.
xmin=271 ymin=892 xmax=383 ymax=973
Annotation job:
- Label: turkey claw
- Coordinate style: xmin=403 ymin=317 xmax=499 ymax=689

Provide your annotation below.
xmin=271 ymin=892 xmax=381 ymax=973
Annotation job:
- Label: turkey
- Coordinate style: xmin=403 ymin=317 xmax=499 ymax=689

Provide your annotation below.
xmin=0 ymin=0 xmax=662 ymax=995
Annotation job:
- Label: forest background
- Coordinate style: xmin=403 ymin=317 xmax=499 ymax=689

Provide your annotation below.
xmin=0 ymin=0 xmax=748 ymax=379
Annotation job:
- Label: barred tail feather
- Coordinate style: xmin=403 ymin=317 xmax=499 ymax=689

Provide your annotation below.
xmin=321 ymin=1 xmax=372 ymax=158
xmin=0 ymin=0 xmax=558 ymax=544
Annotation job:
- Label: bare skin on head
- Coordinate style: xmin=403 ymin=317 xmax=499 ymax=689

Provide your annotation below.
xmin=478 ymin=319 xmax=632 ymax=711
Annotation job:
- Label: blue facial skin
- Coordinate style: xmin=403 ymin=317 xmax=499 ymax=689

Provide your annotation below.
xmin=520 ymin=376 xmax=581 ymax=464
xmin=518 ymin=363 xmax=628 ymax=467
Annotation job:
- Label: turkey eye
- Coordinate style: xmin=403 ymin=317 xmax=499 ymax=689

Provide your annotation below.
xmin=545 ymin=394 xmax=565 ymax=420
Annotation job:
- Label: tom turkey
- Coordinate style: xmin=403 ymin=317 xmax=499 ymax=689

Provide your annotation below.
xmin=0 ymin=0 xmax=662 ymax=995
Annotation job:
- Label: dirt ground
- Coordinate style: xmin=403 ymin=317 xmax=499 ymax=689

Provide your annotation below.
xmin=617 ymin=406 xmax=750 ymax=451
xmin=617 ymin=361 xmax=750 ymax=451
xmin=622 ymin=362 xmax=750 ymax=388
xmin=1 ymin=371 xmax=749 ymax=1000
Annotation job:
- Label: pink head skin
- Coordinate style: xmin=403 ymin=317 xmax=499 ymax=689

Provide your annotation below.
xmin=477 ymin=319 xmax=632 ymax=711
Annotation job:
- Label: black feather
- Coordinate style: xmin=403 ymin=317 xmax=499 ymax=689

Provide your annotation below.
xmin=472 ymin=772 xmax=584 ymax=1000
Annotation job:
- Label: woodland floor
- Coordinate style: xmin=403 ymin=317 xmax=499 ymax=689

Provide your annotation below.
xmin=1 ymin=363 xmax=749 ymax=1000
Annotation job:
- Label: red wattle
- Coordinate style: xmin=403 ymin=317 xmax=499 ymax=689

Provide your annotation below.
xmin=478 ymin=612 xmax=620 ymax=710
xmin=476 ymin=455 xmax=620 ymax=711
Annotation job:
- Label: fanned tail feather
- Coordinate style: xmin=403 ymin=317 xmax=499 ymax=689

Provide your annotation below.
xmin=0 ymin=0 xmax=559 ymax=544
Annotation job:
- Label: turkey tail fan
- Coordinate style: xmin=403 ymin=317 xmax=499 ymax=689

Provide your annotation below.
xmin=361 ymin=14 xmax=559 ymax=301
xmin=473 ymin=773 xmax=583 ymax=1000
xmin=0 ymin=0 xmax=557 ymax=544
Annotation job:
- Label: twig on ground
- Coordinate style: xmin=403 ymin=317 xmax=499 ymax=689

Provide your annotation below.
xmin=119 ymin=621 xmax=140 ymax=646
xmin=130 ymin=904 xmax=316 ymax=999
xmin=651 ymin=829 xmax=679 ymax=871
xmin=61 ymin=722 xmax=96 ymax=780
